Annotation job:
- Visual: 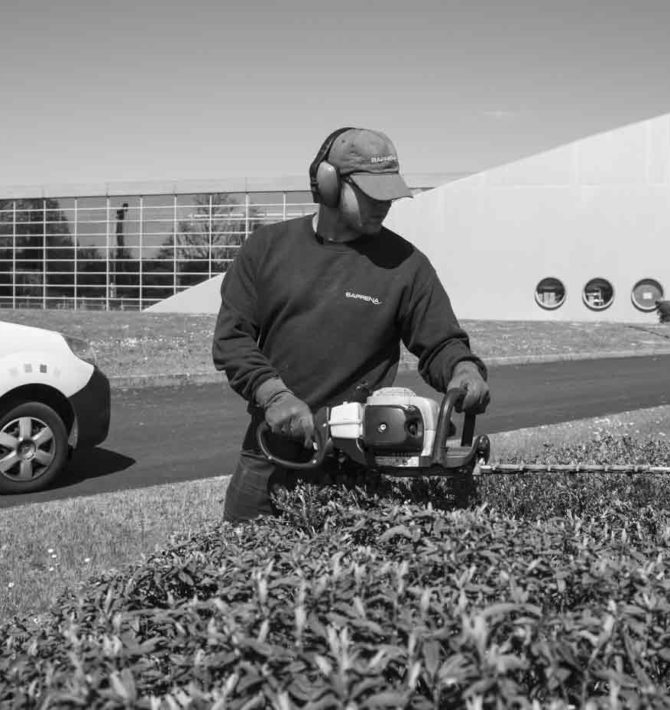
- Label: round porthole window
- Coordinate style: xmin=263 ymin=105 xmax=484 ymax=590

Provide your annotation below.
xmin=535 ymin=277 xmax=566 ymax=310
xmin=583 ymin=278 xmax=614 ymax=310
xmin=631 ymin=278 xmax=664 ymax=312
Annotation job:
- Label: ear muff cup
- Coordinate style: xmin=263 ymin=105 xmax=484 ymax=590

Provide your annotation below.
xmin=309 ymin=126 xmax=356 ymax=206
xmin=315 ymin=161 xmax=341 ymax=208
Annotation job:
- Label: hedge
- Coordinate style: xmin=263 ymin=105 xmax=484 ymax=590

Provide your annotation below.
xmin=1 ymin=432 xmax=669 ymax=709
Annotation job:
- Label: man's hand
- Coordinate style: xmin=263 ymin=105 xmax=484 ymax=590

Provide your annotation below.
xmin=447 ymin=361 xmax=490 ymax=414
xmin=255 ymin=378 xmax=314 ymax=448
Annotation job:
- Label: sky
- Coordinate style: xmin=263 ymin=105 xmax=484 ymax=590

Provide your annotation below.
xmin=2 ymin=0 xmax=670 ymax=189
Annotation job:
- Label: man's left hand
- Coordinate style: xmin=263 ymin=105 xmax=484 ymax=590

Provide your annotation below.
xmin=447 ymin=361 xmax=490 ymax=414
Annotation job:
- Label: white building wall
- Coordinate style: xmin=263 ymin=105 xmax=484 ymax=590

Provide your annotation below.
xmin=385 ymin=113 xmax=670 ymax=322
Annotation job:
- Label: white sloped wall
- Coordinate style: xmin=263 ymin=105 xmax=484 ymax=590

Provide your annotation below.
xmin=385 ymin=113 xmax=670 ymax=322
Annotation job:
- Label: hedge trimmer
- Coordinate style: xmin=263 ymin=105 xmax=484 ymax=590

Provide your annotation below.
xmin=257 ymin=386 xmax=670 ymax=478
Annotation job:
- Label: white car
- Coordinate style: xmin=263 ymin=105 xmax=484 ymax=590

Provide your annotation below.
xmin=0 ymin=320 xmax=110 ymax=494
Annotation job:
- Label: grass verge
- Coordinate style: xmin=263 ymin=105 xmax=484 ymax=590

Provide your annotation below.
xmin=1 ymin=309 xmax=669 ymax=379
xmin=1 ymin=404 xmax=669 ymax=623
xmin=489 ymin=402 xmax=670 ymax=459
xmin=1 ymin=477 xmax=228 ymax=623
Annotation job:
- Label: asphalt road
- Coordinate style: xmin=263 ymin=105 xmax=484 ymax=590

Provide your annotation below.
xmin=2 ymin=355 xmax=669 ymax=509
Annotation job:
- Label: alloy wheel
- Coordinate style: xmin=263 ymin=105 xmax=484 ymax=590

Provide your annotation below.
xmin=0 ymin=416 xmax=56 ymax=482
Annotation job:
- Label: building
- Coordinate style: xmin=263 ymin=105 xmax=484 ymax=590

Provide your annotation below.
xmin=3 ymin=113 xmax=669 ymax=322
xmin=150 ymin=112 xmax=670 ymax=322
xmin=385 ymin=112 xmax=670 ymax=323
xmin=0 ymin=174 xmax=460 ymax=312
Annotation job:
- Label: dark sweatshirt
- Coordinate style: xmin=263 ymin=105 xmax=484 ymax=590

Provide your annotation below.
xmin=212 ymin=215 xmax=486 ymax=410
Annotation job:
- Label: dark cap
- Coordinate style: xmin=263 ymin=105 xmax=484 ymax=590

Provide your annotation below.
xmin=328 ymin=128 xmax=413 ymax=201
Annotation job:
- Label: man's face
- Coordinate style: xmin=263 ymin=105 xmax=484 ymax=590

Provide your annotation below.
xmin=339 ymin=180 xmax=392 ymax=235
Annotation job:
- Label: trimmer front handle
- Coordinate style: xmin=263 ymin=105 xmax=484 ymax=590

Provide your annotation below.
xmin=431 ymin=387 xmax=487 ymax=469
xmin=256 ymin=412 xmax=330 ymax=470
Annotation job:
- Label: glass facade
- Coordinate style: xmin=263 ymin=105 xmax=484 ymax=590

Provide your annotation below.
xmin=0 ymin=187 xmax=316 ymax=311
xmin=0 ymin=172 xmax=458 ymax=311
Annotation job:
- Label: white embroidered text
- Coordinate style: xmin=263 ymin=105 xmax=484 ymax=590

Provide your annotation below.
xmin=346 ymin=291 xmax=382 ymax=305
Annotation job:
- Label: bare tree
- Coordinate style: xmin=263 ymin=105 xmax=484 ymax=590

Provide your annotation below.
xmin=0 ymin=198 xmax=104 ymax=303
xmin=153 ymin=193 xmax=262 ymax=288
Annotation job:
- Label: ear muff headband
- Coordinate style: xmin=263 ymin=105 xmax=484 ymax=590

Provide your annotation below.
xmin=309 ymin=127 xmax=356 ymax=206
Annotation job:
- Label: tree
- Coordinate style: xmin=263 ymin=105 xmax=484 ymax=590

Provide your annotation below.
xmin=0 ymin=198 xmax=73 ymax=301
xmin=0 ymin=198 xmax=105 ymax=304
xmin=151 ymin=193 xmax=262 ymax=290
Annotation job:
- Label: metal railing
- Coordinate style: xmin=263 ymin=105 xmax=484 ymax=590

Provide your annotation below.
xmin=0 ymin=191 xmax=316 ymax=311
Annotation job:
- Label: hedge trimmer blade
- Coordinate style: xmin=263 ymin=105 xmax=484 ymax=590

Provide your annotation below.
xmin=474 ymin=461 xmax=670 ymax=475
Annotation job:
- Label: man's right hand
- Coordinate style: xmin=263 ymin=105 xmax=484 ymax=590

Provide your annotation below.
xmin=263 ymin=390 xmax=314 ymax=448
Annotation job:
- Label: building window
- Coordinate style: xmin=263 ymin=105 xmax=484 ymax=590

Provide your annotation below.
xmin=583 ymin=278 xmax=614 ymax=310
xmin=535 ymin=277 xmax=566 ymax=310
xmin=631 ymin=278 xmax=664 ymax=312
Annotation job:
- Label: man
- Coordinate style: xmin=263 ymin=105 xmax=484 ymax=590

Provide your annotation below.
xmin=213 ymin=127 xmax=490 ymax=523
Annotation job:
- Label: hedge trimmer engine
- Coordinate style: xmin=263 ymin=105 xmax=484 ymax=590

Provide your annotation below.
xmin=257 ymin=386 xmax=491 ymax=477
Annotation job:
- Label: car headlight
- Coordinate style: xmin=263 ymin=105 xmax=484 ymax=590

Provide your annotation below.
xmin=63 ymin=335 xmax=98 ymax=366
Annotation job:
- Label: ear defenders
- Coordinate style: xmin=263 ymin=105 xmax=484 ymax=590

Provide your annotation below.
xmin=309 ymin=127 xmax=356 ymax=207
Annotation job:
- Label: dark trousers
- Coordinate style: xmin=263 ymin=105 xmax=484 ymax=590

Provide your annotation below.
xmin=223 ymin=416 xmax=335 ymax=524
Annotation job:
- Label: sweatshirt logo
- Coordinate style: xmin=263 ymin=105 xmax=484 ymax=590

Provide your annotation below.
xmin=346 ymin=291 xmax=382 ymax=305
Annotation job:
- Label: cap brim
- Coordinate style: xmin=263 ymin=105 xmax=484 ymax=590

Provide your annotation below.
xmin=348 ymin=172 xmax=413 ymax=201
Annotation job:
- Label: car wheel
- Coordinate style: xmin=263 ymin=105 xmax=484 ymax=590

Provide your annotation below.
xmin=0 ymin=402 xmax=68 ymax=494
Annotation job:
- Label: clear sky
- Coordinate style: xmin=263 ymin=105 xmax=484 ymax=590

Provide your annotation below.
xmin=2 ymin=0 xmax=670 ymax=189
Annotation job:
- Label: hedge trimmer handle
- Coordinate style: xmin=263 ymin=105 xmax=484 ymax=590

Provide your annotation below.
xmin=256 ymin=411 xmax=330 ymax=470
xmin=432 ymin=387 xmax=482 ymax=468
xmin=435 ymin=386 xmax=475 ymax=442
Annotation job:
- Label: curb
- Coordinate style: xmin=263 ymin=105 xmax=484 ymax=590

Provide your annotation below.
xmin=108 ymin=348 xmax=670 ymax=390
xmin=110 ymin=372 xmax=229 ymax=390
xmin=477 ymin=347 xmax=670 ymax=367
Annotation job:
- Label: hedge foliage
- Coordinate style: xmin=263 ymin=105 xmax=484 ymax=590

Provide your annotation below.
xmin=1 ymin=432 xmax=670 ymax=709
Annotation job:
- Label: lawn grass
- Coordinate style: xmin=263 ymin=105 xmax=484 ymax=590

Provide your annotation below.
xmin=1 ymin=477 xmax=227 ymax=623
xmin=0 ymin=310 xmax=218 ymax=379
xmin=1 ymin=309 xmax=669 ymax=379
xmin=489 ymin=402 xmax=670 ymax=459
xmin=2 ymin=403 xmax=669 ymax=623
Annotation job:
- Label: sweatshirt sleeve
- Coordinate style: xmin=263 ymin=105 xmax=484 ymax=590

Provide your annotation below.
xmin=211 ymin=233 xmax=280 ymax=402
xmin=399 ymin=256 xmax=487 ymax=392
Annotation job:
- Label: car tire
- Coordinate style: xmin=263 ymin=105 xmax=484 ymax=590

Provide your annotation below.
xmin=0 ymin=401 xmax=69 ymax=494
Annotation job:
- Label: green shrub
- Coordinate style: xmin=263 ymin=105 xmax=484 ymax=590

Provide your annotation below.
xmin=480 ymin=432 xmax=670 ymax=519
xmin=1 ymin=433 xmax=670 ymax=709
